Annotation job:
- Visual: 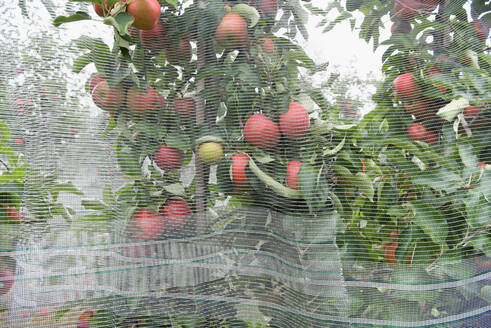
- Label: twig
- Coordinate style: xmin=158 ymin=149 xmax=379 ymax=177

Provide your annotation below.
xmin=427 ymin=222 xmax=491 ymax=272
xmin=0 ymin=159 xmax=10 ymax=172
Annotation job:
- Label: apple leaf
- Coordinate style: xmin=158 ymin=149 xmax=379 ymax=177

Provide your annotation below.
xmin=53 ymin=12 xmax=91 ymax=27
xmin=163 ymin=183 xmax=185 ymax=196
xmin=104 ymin=12 xmax=134 ymax=36
xmin=165 ymin=133 xmax=191 ymax=151
xmin=72 ymin=53 xmax=92 ymax=73
xmin=232 ymin=4 xmax=259 ymax=28
xmin=352 ymin=172 xmax=374 ymax=202
xmin=409 ymin=200 xmax=448 ymax=245
xmin=437 ymin=97 xmax=470 ymax=122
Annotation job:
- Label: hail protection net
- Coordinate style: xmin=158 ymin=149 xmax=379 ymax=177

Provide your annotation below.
xmin=0 ymin=0 xmax=490 ymax=327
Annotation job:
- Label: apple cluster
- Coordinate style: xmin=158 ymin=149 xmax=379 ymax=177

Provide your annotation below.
xmin=390 ymin=0 xmax=489 ymax=42
xmin=86 ymin=0 xmax=317 ymax=241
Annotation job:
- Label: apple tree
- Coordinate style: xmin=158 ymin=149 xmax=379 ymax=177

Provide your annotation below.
xmin=49 ymin=0 xmax=491 ymax=326
xmin=307 ymin=0 xmax=491 ymax=324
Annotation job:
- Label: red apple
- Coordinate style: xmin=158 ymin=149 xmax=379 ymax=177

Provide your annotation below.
xmin=88 ymin=74 xmax=105 ymax=94
xmin=257 ymin=0 xmax=277 ymax=18
xmin=126 ymin=86 xmax=165 ymax=114
xmin=231 ymin=153 xmax=249 ymax=187
xmin=258 ymin=37 xmax=274 ymax=54
xmin=286 ymin=161 xmax=302 ymax=190
xmin=407 ymin=123 xmax=427 ymax=141
xmin=6 ymin=206 xmax=23 ymax=221
xmin=93 ymin=0 xmax=111 ymax=17
xmin=91 ymin=80 xmax=125 ymax=112
xmin=215 ymin=13 xmax=248 ymax=49
xmin=471 ymin=19 xmax=490 ymax=41
xmin=139 ymin=22 xmax=166 ymax=52
xmin=424 ymin=131 xmax=438 ymax=145
xmin=154 ymin=145 xmax=183 ymax=171
xmin=131 ymin=208 xmax=164 ymax=240
xmin=393 ymin=0 xmax=420 ymax=20
xmin=160 ymin=197 xmax=191 ymax=227
xmin=0 ymin=268 xmax=14 ymax=295
xmin=464 ymin=106 xmax=480 ymax=118
xmin=393 ymin=72 xmax=420 ymax=100
xmin=77 ymin=309 xmax=97 ymax=328
xmin=244 ymin=113 xmax=280 ymax=149
xmin=165 ymin=39 xmax=192 ymax=66
xmin=391 ymin=20 xmax=412 ymax=34
xmin=174 ymin=97 xmax=195 ymax=117
xmin=419 ymin=0 xmax=439 ymax=12
xmin=126 ymin=0 xmax=161 ymax=30
xmin=279 ymin=102 xmax=310 ymax=140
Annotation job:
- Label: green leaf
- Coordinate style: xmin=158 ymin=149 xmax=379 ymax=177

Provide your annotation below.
xmin=475 ymin=171 xmax=491 ymax=201
xmin=165 ymin=133 xmax=191 ymax=151
xmin=72 ymin=53 xmax=92 ymax=73
xmin=81 ymin=200 xmax=107 ymax=212
xmin=457 ymin=141 xmax=478 ymax=169
xmin=163 ymin=183 xmax=185 ymax=196
xmin=352 ymin=172 xmax=374 ymax=202
xmin=104 ymin=12 xmax=134 ymax=36
xmin=323 ymin=137 xmax=345 ymax=156
xmin=232 ymin=4 xmax=259 ymax=28
xmin=346 ymin=0 xmax=362 ymax=12
xmin=412 ymin=167 xmax=462 ymax=193
xmin=298 ymin=163 xmax=317 ymax=204
xmin=396 ymin=224 xmax=413 ymax=263
xmin=410 ymin=200 xmax=448 ymax=245
xmin=53 ymin=12 xmax=91 ymax=27
xmin=437 ymin=98 xmax=470 ymax=122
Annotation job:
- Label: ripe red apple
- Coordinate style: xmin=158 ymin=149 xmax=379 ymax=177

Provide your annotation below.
xmin=139 ymin=22 xmax=166 ymax=52
xmin=419 ymin=0 xmax=439 ymax=12
xmin=93 ymin=0 xmax=112 ymax=17
xmin=231 ymin=153 xmax=249 ymax=187
xmin=279 ymin=102 xmax=310 ymax=140
xmin=393 ymin=72 xmax=420 ymax=100
xmin=424 ymin=131 xmax=438 ymax=145
xmin=464 ymin=106 xmax=480 ymax=119
xmin=471 ymin=19 xmax=490 ymax=41
xmin=244 ymin=113 xmax=280 ymax=149
xmin=88 ymin=74 xmax=105 ymax=94
xmin=0 ymin=268 xmax=14 ymax=295
xmin=391 ymin=20 xmax=412 ymax=34
xmin=131 ymin=208 xmax=164 ymax=240
xmin=257 ymin=0 xmax=277 ymax=17
xmin=77 ymin=309 xmax=97 ymax=328
xmin=258 ymin=37 xmax=274 ymax=54
xmin=154 ymin=144 xmax=183 ymax=171
xmin=126 ymin=86 xmax=165 ymax=114
xmin=393 ymin=0 xmax=420 ymax=20
xmin=91 ymin=80 xmax=125 ymax=112
xmin=126 ymin=0 xmax=161 ymax=30
xmin=215 ymin=13 xmax=248 ymax=49
xmin=286 ymin=161 xmax=302 ymax=190
xmin=174 ymin=97 xmax=195 ymax=117
xmin=160 ymin=197 xmax=191 ymax=227
xmin=6 ymin=206 xmax=23 ymax=221
xmin=165 ymin=39 xmax=192 ymax=66
xmin=404 ymin=100 xmax=430 ymax=119
xmin=407 ymin=123 xmax=427 ymax=141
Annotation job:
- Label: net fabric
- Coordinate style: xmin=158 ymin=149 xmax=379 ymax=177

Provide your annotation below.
xmin=0 ymin=0 xmax=490 ymax=327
